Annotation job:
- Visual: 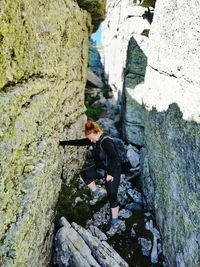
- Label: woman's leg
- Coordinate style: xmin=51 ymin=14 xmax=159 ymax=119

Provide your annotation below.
xmin=80 ymin=165 xmax=106 ymax=204
xmin=105 ymin=166 xmax=126 ymax=236
xmin=105 ymin=167 xmax=121 ymax=216
xmin=80 ymin=165 xmax=100 ymax=189
xmin=111 ymin=206 xmax=119 ymax=219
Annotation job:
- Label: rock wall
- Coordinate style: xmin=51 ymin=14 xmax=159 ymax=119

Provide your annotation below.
xmin=102 ymin=0 xmax=153 ymax=146
xmin=103 ymin=0 xmax=200 ymax=266
xmin=77 ymin=0 xmax=106 ymax=32
xmin=0 ymin=0 xmax=105 ymax=266
xmin=139 ymin=0 xmax=200 ymax=266
xmin=122 ymin=37 xmax=147 ymax=146
xmin=140 ymin=105 xmax=200 ymax=267
xmin=102 ymin=0 xmax=153 ymax=100
xmin=88 ymin=40 xmax=104 ymax=80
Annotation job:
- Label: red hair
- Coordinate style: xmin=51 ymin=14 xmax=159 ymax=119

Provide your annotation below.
xmin=85 ymin=121 xmax=103 ymax=136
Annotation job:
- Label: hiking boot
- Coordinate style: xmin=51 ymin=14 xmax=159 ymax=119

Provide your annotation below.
xmin=106 ymin=220 xmax=126 ymax=237
xmin=89 ymin=187 xmax=107 ymax=205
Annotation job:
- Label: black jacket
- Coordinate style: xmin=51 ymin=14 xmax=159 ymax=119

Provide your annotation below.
xmin=59 ymin=134 xmax=120 ymax=177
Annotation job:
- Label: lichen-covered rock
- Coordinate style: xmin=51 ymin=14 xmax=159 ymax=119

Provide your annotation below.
xmin=137 ymin=0 xmax=200 ymax=265
xmin=77 ymin=0 xmax=106 ymax=32
xmin=54 ymin=217 xmax=100 ymax=267
xmin=142 ymin=104 xmax=200 ymax=267
xmin=0 ymin=0 xmax=105 ymax=266
xmin=72 ymin=221 xmax=129 ymax=267
xmin=104 ymin=0 xmax=200 ymax=266
xmin=53 ymin=217 xmax=129 ymax=267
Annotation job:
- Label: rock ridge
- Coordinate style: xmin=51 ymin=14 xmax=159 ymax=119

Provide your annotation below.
xmin=0 ymin=0 xmax=105 ymax=266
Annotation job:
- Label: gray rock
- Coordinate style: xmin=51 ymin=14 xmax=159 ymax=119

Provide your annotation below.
xmin=88 ymin=41 xmax=104 ymax=79
xmin=0 ymin=1 xmax=97 ymax=264
xmin=138 ymin=0 xmax=200 ymax=264
xmin=139 ymin=148 xmax=155 ymax=209
xmin=118 ymin=191 xmax=129 ymax=206
xmin=97 ymin=118 xmax=119 ymax=137
xmin=118 ymin=174 xmax=135 ymax=206
xmin=54 ymin=217 xmax=129 ymax=267
xmin=122 ymin=37 xmax=147 ymax=146
xmin=87 ymin=68 xmax=104 ymax=88
xmin=120 ymin=174 xmax=132 ymax=189
xmin=72 ymin=222 xmax=129 ymax=267
xmin=88 ymin=225 xmax=108 ymax=241
xmin=127 ymin=146 xmax=140 ymax=168
xmin=151 ymin=233 xmax=158 ymax=264
xmin=72 ymin=197 xmax=84 ymax=207
xmin=125 ymin=202 xmax=143 ymax=212
xmin=145 ymin=220 xmax=160 ymax=264
xmin=92 ymin=203 xmax=111 ymax=227
xmin=103 ymin=2 xmax=200 ymax=265
xmin=119 ymin=209 xmax=133 ymax=219
xmin=138 ymin=238 xmax=152 ymax=256
xmin=93 ymin=95 xmax=107 ymax=106
xmin=127 ymin=188 xmax=143 ymax=204
xmin=54 ymin=217 xmax=100 ymax=267
xmin=176 ymin=253 xmax=186 ymax=267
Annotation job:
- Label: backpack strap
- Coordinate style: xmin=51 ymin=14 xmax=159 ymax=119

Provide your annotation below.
xmin=99 ymin=135 xmax=112 ymax=151
xmin=99 ymin=135 xmax=112 ymax=168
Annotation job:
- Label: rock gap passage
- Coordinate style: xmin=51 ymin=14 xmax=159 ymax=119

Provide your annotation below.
xmin=53 ymin=79 xmax=166 ymax=266
xmin=0 ymin=0 xmax=200 ymax=267
xmin=100 ymin=1 xmax=200 ymax=266
xmin=53 ymin=1 xmax=166 ymax=266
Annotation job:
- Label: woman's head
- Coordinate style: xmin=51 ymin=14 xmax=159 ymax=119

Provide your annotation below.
xmin=85 ymin=121 xmax=103 ymax=143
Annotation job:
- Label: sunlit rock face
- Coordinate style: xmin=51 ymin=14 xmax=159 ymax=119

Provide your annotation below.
xmin=138 ymin=0 xmax=200 ymax=123
xmin=103 ymin=0 xmax=200 ymax=266
xmin=102 ymin=0 xmax=155 ymax=146
xmin=102 ymin=0 xmax=153 ymax=146
xmin=102 ymin=0 xmax=152 ymax=100
xmin=132 ymin=0 xmax=200 ymax=266
xmin=0 ymin=1 xmax=104 ymax=266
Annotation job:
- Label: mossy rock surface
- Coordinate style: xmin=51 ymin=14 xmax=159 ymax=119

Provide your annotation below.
xmin=142 ymin=103 xmax=200 ymax=267
xmin=77 ymin=0 xmax=106 ymax=32
xmin=0 ymin=0 xmax=95 ymax=266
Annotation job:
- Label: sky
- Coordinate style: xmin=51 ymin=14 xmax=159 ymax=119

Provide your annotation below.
xmin=91 ymin=24 xmax=102 ymax=45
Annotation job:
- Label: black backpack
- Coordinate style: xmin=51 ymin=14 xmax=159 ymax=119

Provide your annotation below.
xmin=99 ymin=136 xmax=128 ymax=166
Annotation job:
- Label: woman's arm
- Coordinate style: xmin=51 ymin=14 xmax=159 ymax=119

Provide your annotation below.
xmin=59 ymin=138 xmax=92 ymax=146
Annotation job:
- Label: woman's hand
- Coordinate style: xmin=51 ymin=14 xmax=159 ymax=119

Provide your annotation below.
xmin=106 ymin=175 xmax=114 ymax=183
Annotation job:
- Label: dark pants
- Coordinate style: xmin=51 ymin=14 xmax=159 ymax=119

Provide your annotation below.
xmin=80 ymin=165 xmax=121 ymax=208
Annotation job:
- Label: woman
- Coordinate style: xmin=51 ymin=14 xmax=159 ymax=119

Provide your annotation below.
xmin=59 ymin=121 xmax=125 ymax=237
